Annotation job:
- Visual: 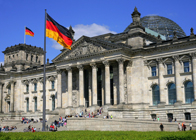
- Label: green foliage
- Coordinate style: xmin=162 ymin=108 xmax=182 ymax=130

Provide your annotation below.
xmin=0 ymin=131 xmax=196 ymax=140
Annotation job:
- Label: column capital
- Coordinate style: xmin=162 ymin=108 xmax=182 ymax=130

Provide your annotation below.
xmin=56 ymin=69 xmax=63 ymax=74
xmin=190 ymin=52 xmax=196 ymax=59
xmin=127 ymin=60 xmax=133 ymax=67
xmin=77 ymin=65 xmax=83 ymax=70
xmin=66 ymin=66 xmax=72 ymax=71
xmin=156 ymin=58 xmax=164 ymax=65
xmin=172 ymin=55 xmax=180 ymax=62
xmin=116 ymin=58 xmax=125 ymax=64
xmin=90 ymin=63 xmax=97 ymax=68
xmin=103 ymin=60 xmax=109 ymax=67
xmin=10 ymin=80 xmax=16 ymax=84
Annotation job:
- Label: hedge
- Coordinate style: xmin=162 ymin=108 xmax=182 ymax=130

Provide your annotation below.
xmin=0 ymin=131 xmax=196 ymax=140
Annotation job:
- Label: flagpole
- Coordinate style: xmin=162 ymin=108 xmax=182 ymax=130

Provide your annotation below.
xmin=42 ymin=9 xmax=47 ymax=131
xmin=24 ymin=26 xmax=26 ymax=44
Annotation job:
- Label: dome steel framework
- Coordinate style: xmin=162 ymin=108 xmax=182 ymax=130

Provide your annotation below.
xmin=140 ymin=15 xmax=186 ymax=40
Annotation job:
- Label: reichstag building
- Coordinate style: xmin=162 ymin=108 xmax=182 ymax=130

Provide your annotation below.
xmin=0 ymin=7 xmax=196 ymax=120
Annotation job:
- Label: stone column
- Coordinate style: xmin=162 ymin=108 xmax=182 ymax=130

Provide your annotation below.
xmin=173 ymin=55 xmax=183 ymax=105
xmin=117 ymin=58 xmax=125 ymax=104
xmin=77 ymin=65 xmax=84 ymax=107
xmin=103 ymin=60 xmax=110 ymax=105
xmin=157 ymin=58 xmax=166 ymax=107
xmin=0 ymin=83 xmax=3 ymax=113
xmin=101 ymin=68 xmax=105 ymax=105
xmin=88 ymin=70 xmax=92 ymax=106
xmin=90 ymin=63 xmax=97 ymax=106
xmin=113 ymin=65 xmax=118 ymax=105
xmin=127 ymin=61 xmax=132 ymax=104
xmin=10 ymin=81 xmax=15 ymax=112
xmin=191 ymin=53 xmax=196 ymax=104
xmin=66 ymin=67 xmax=72 ymax=107
xmin=57 ymin=69 xmax=62 ymax=108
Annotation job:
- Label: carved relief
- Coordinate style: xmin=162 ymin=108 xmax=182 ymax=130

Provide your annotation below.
xmin=47 ymin=76 xmax=56 ymax=81
xmin=22 ymin=80 xmax=30 ymax=85
xmin=66 ymin=41 xmax=106 ymax=58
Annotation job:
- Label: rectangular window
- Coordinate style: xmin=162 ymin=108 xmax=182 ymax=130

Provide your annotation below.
xmin=184 ymin=62 xmax=189 ymax=72
xmin=34 ymin=83 xmax=37 ymax=91
xmin=167 ymin=64 xmax=172 ymax=74
xmin=151 ymin=66 xmax=156 ymax=76
xmin=51 ymin=81 xmax=55 ymax=89
xmin=26 ymin=85 xmax=29 ymax=92
xmin=8 ymin=87 xmax=11 ymax=94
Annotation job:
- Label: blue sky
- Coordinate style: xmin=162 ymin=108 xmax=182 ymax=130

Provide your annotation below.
xmin=0 ymin=0 xmax=196 ymax=65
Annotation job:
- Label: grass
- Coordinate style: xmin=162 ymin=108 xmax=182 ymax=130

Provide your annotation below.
xmin=0 ymin=131 xmax=196 ymax=140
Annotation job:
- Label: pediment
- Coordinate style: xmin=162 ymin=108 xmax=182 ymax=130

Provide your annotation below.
xmin=64 ymin=41 xmax=107 ymax=59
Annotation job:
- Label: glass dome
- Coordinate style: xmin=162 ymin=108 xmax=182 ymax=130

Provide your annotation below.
xmin=140 ymin=15 xmax=186 ymax=40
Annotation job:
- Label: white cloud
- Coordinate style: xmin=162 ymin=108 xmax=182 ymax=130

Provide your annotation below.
xmin=73 ymin=23 xmax=116 ymax=40
xmin=0 ymin=62 xmax=4 ymax=66
xmin=51 ymin=23 xmax=116 ymax=50
xmin=51 ymin=39 xmax=63 ymax=50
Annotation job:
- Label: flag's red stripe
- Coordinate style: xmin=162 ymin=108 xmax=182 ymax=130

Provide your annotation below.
xmin=46 ymin=20 xmax=72 ymax=46
xmin=26 ymin=29 xmax=34 ymax=36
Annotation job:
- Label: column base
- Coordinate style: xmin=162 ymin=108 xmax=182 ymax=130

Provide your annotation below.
xmin=157 ymin=102 xmax=166 ymax=108
xmin=191 ymin=100 xmax=196 ymax=106
xmin=117 ymin=103 xmax=126 ymax=109
xmin=174 ymin=101 xmax=182 ymax=107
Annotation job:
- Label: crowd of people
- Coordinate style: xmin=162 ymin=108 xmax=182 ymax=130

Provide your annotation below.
xmin=0 ymin=125 xmax=17 ymax=131
xmin=27 ymin=125 xmax=37 ymax=132
xmin=154 ymin=116 xmax=194 ymax=131
xmin=48 ymin=116 xmax=67 ymax=131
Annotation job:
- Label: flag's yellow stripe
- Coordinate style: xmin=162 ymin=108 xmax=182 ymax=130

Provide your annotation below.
xmin=25 ymin=32 xmax=34 ymax=37
xmin=46 ymin=29 xmax=71 ymax=50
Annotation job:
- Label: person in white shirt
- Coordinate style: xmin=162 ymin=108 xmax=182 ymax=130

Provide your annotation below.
xmin=190 ymin=122 xmax=192 ymax=130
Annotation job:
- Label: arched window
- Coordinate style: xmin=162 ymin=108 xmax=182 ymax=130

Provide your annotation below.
xmin=52 ymin=95 xmax=55 ymax=111
xmin=34 ymin=97 xmax=37 ymax=112
xmin=185 ymin=81 xmax=194 ymax=103
xmin=31 ymin=55 xmax=33 ymax=61
xmin=168 ymin=83 xmax=176 ymax=105
xmin=36 ymin=56 xmax=38 ymax=62
xmin=152 ymin=85 xmax=160 ymax=105
xmin=26 ymin=98 xmax=29 ymax=112
xmin=26 ymin=54 xmax=28 ymax=60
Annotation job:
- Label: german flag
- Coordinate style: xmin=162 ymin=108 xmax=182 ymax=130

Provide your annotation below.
xmin=25 ymin=27 xmax=34 ymax=37
xmin=46 ymin=14 xmax=73 ymax=50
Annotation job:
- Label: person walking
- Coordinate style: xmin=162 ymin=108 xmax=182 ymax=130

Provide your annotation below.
xmin=160 ymin=123 xmax=164 ymax=131
xmin=157 ymin=117 xmax=160 ymax=122
xmin=181 ymin=122 xmax=184 ymax=131
xmin=190 ymin=122 xmax=192 ymax=130
xmin=178 ymin=123 xmax=181 ymax=131
xmin=184 ymin=124 xmax=186 ymax=131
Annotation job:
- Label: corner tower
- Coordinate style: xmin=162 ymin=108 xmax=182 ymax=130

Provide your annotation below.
xmin=2 ymin=44 xmax=44 ymax=72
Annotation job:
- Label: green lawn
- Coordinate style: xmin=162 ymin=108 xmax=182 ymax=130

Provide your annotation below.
xmin=0 ymin=131 xmax=196 ymax=140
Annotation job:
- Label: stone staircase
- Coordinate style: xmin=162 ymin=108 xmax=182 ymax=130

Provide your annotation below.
xmin=66 ymin=118 xmax=196 ymax=131
xmin=1 ymin=115 xmax=196 ymax=132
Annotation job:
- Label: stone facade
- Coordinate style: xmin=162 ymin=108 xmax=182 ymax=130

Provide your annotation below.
xmin=0 ymin=7 xmax=196 ymax=121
